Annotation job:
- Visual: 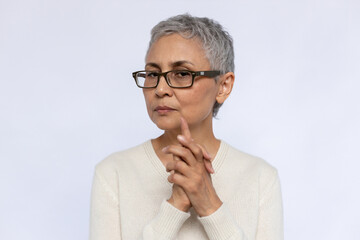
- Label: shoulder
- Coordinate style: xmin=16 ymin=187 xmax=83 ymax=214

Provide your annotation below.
xmin=221 ymin=141 xmax=280 ymax=187
xmin=94 ymin=141 xmax=150 ymax=181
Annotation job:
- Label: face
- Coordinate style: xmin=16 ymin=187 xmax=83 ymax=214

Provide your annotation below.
xmin=143 ymin=34 xmax=220 ymax=131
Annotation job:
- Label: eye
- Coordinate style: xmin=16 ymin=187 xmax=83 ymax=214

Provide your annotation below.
xmin=146 ymin=72 xmax=159 ymax=78
xmin=175 ymin=71 xmax=191 ymax=78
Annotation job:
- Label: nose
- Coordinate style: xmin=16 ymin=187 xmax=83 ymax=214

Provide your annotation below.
xmin=155 ymin=75 xmax=173 ymax=97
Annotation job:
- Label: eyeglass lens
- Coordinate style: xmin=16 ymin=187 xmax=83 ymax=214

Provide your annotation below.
xmin=136 ymin=71 xmax=193 ymax=88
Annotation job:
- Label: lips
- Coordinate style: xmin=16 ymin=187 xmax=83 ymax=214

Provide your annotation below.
xmin=154 ymin=106 xmax=176 ymax=114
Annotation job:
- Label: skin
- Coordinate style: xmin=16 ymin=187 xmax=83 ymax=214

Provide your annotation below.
xmin=143 ymin=33 xmax=234 ymax=216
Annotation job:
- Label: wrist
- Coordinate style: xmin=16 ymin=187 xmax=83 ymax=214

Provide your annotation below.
xmin=167 ymin=197 xmax=191 ymax=212
xmin=197 ymin=198 xmax=223 ymax=217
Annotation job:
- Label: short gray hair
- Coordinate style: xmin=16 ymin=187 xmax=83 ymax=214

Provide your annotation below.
xmin=147 ymin=14 xmax=234 ymax=117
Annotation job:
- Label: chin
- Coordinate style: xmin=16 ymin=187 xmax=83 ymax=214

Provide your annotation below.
xmin=152 ymin=117 xmax=181 ymax=131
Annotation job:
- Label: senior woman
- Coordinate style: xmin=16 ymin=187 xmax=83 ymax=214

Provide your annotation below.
xmin=90 ymin=14 xmax=283 ymax=240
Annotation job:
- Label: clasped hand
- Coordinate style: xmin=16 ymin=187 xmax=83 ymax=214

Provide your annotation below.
xmin=163 ymin=118 xmax=222 ymax=217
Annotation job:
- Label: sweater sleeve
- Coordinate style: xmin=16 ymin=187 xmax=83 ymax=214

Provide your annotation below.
xmin=142 ymin=200 xmax=191 ymax=240
xmin=90 ymin=165 xmax=190 ymax=240
xmin=198 ymin=169 xmax=283 ymax=240
xmin=255 ymin=170 xmax=284 ymax=240
xmin=198 ymin=203 xmax=247 ymax=240
xmin=89 ymin=170 xmax=121 ymax=240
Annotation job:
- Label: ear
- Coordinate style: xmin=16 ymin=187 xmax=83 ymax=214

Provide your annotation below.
xmin=216 ymin=72 xmax=235 ymax=104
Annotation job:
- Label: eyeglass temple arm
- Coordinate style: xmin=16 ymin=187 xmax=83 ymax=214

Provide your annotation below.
xmin=197 ymin=71 xmax=221 ymax=77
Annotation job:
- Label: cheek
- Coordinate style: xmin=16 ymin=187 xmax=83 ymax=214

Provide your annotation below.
xmin=179 ymin=87 xmax=217 ymax=116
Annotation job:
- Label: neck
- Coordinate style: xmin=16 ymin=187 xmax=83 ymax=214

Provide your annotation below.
xmin=151 ymin=115 xmax=220 ymax=165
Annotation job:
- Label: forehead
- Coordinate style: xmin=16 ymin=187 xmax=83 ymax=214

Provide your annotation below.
xmin=145 ymin=34 xmax=210 ymax=69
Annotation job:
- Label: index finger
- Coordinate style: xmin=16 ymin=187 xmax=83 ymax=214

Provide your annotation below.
xmin=180 ymin=117 xmax=192 ymax=141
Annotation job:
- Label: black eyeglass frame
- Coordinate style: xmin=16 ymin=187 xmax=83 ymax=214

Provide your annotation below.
xmin=132 ymin=70 xmax=221 ymax=89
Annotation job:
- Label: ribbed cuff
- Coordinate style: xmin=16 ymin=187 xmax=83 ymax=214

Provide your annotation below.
xmin=151 ymin=200 xmax=190 ymax=239
xmin=198 ymin=203 xmax=243 ymax=240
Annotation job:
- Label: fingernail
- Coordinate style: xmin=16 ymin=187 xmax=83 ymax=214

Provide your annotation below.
xmin=162 ymin=146 xmax=169 ymax=152
xmin=177 ymin=135 xmax=186 ymax=142
xmin=207 ymin=161 xmax=215 ymax=173
xmin=204 ymin=151 xmax=212 ymax=159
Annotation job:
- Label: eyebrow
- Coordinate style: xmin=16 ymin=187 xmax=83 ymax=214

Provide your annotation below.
xmin=145 ymin=60 xmax=195 ymax=70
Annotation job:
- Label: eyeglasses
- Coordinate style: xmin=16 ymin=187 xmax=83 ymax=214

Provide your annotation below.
xmin=132 ymin=70 xmax=221 ymax=88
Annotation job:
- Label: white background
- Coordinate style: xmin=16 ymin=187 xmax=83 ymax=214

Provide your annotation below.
xmin=1 ymin=0 xmax=359 ymax=239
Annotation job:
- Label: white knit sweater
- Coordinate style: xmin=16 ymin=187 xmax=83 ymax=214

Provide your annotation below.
xmin=89 ymin=140 xmax=283 ymax=240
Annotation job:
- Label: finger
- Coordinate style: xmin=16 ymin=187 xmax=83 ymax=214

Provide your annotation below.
xmin=204 ymin=160 xmax=215 ymax=174
xmin=179 ymin=117 xmax=204 ymax=163
xmin=168 ymin=170 xmax=188 ymax=186
xmin=177 ymin=135 xmax=203 ymax=163
xmin=163 ymin=145 xmax=195 ymax=166
xmin=173 ymin=154 xmax=182 ymax=162
xmin=196 ymin=144 xmax=212 ymax=161
xmin=162 ymin=147 xmax=188 ymax=167
xmin=180 ymin=117 xmax=192 ymax=140
xmin=166 ymin=159 xmax=189 ymax=175
xmin=196 ymin=143 xmax=214 ymax=173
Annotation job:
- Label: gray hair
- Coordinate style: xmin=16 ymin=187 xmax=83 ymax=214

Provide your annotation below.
xmin=146 ymin=14 xmax=234 ymax=117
